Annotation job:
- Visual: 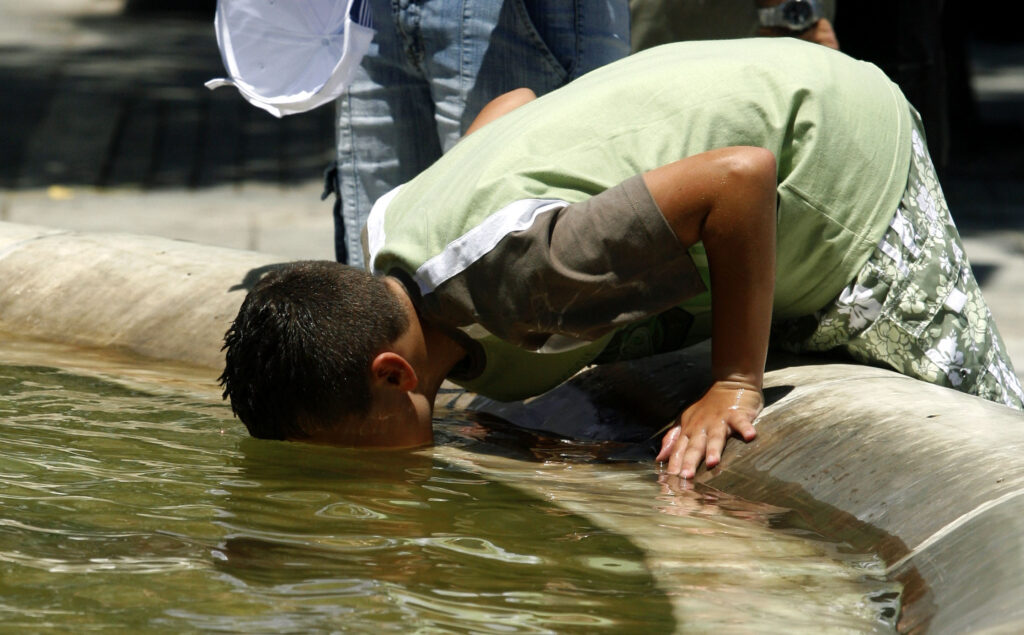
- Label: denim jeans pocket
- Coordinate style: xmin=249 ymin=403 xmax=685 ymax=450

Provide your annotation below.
xmin=508 ymin=0 xmax=575 ymax=82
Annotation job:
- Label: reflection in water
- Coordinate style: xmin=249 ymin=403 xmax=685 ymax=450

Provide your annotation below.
xmin=0 ymin=344 xmax=899 ymax=631
xmin=217 ymin=440 xmax=670 ymax=631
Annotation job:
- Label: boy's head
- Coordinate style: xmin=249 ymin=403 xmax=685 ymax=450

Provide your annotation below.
xmin=220 ymin=260 xmax=416 ymax=444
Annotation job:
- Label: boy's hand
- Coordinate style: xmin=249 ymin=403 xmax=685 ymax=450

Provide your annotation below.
xmin=655 ymin=380 xmax=762 ymax=478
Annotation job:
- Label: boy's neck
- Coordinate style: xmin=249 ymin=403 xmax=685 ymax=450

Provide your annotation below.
xmin=420 ymin=320 xmax=468 ymax=390
xmin=385 ymin=276 xmax=466 ymax=392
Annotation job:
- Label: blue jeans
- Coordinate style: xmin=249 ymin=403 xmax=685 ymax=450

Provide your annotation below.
xmin=332 ymin=0 xmax=630 ymax=266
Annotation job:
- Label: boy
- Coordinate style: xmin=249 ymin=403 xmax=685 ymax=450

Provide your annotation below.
xmin=221 ymin=39 xmax=1024 ymax=478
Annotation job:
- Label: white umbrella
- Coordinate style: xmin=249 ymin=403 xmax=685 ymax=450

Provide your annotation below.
xmin=205 ymin=0 xmax=374 ymax=118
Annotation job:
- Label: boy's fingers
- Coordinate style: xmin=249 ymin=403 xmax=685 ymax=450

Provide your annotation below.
xmin=656 ymin=425 xmax=682 ymax=462
xmin=705 ymin=424 xmax=729 ymax=467
xmin=679 ymin=431 xmax=708 ymax=479
xmin=666 ymin=432 xmax=690 ymax=475
xmin=724 ymin=397 xmax=760 ymax=441
xmin=728 ymin=413 xmax=758 ymax=441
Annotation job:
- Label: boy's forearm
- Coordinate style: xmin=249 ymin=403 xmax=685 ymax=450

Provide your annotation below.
xmin=645 ymin=146 xmax=776 ymax=477
xmin=703 ymin=168 xmax=775 ymax=389
xmin=642 ymin=147 xmax=777 ymax=387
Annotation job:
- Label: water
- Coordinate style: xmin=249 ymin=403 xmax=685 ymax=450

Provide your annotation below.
xmin=0 ymin=338 xmax=900 ymax=632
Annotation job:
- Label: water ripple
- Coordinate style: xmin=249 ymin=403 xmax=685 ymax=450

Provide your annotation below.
xmin=0 ymin=349 xmax=897 ymax=632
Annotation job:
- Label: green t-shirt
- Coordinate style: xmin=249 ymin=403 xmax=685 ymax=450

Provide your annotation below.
xmin=368 ymin=38 xmax=913 ymax=400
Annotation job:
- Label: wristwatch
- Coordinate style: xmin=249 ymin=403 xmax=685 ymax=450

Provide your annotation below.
xmin=758 ymin=0 xmax=823 ymax=32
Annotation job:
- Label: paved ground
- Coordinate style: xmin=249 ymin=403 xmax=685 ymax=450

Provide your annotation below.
xmin=1 ymin=0 xmax=1022 ymax=378
xmin=0 ymin=0 xmax=336 ymax=258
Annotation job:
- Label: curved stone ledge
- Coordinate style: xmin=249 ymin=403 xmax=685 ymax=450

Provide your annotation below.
xmin=701 ymin=363 xmax=1024 ymax=632
xmin=2 ymin=220 xmax=1022 ymax=632
xmin=0 ymin=222 xmax=282 ymax=369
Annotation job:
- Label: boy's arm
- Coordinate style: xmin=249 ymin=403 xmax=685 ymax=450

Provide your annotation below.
xmin=463 ymin=88 xmax=537 ymax=136
xmin=643 ymin=147 xmax=777 ymax=478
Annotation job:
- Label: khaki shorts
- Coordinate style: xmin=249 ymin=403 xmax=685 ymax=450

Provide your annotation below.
xmin=773 ymin=122 xmax=1024 ymax=411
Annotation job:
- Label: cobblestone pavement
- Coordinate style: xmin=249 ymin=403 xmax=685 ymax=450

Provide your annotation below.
xmin=1 ymin=0 xmax=1021 ymax=377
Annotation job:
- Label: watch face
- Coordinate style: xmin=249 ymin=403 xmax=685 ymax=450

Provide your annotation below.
xmin=782 ymin=1 xmax=814 ymax=27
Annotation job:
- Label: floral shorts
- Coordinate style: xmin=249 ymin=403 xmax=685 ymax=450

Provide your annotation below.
xmin=773 ymin=124 xmax=1024 ymax=410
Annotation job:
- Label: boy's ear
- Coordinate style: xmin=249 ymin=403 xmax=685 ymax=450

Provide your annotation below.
xmin=370 ymin=352 xmax=419 ymax=392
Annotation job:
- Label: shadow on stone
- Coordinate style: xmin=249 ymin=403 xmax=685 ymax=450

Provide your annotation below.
xmin=229 ymin=262 xmax=294 ymax=293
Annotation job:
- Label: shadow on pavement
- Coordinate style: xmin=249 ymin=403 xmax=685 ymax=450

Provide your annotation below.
xmin=0 ymin=5 xmax=335 ymax=191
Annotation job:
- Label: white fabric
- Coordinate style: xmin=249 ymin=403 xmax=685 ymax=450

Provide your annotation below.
xmin=413 ymin=198 xmax=569 ymax=295
xmin=944 ymin=287 xmax=968 ymax=313
xmin=205 ymin=0 xmax=375 ymax=118
xmin=367 ymin=190 xmax=570 ymax=295
xmin=366 ymin=184 xmax=403 ymax=269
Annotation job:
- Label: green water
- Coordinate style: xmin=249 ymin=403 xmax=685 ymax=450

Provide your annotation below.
xmin=0 ymin=342 xmax=900 ymax=632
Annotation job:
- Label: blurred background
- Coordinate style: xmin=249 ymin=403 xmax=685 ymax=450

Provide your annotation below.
xmin=0 ymin=0 xmax=1021 ymax=232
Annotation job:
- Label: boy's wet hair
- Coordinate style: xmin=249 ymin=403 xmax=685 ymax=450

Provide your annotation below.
xmin=220 ymin=261 xmax=409 ymax=440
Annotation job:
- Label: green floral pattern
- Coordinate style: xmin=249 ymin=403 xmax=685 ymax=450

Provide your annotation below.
xmin=774 ymin=123 xmax=1024 ymax=410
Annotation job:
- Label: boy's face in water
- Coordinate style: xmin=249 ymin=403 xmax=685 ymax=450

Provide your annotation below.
xmin=299 ymin=397 xmax=434 ymax=449
xmin=300 ymin=277 xmax=437 ymax=450
xmin=292 ymin=277 xmax=460 ymax=451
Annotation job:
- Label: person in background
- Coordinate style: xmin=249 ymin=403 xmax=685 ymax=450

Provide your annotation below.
xmin=326 ymin=0 xmax=630 ymax=267
xmin=629 ymin=0 xmax=838 ymax=52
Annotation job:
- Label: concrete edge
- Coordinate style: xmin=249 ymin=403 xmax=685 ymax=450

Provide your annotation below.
xmin=3 ymin=220 xmax=1023 ymax=632
xmin=0 ymin=221 xmax=285 ymax=369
